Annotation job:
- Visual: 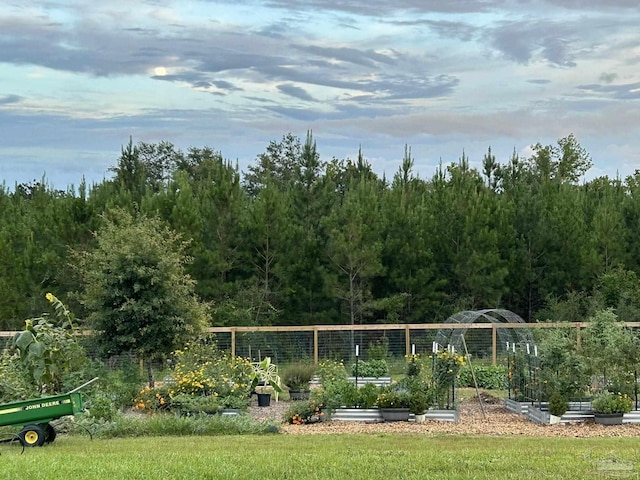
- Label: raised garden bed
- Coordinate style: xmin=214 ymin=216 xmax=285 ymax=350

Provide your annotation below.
xmin=329 ymin=407 xmax=458 ymax=423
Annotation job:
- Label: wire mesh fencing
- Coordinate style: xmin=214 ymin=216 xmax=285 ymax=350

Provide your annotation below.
xmin=2 ymin=322 xmax=627 ymax=371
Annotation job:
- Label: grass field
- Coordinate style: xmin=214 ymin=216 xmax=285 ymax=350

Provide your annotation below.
xmin=1 ymin=434 xmax=639 ymax=479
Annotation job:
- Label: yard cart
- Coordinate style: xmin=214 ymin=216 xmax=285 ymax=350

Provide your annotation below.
xmin=0 ymin=377 xmax=98 ymax=447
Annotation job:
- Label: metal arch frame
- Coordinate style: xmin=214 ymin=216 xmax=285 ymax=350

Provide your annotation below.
xmin=434 ymin=309 xmax=536 ymax=352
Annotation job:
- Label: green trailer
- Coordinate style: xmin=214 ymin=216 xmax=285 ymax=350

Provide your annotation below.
xmin=0 ymin=377 xmax=98 ymax=447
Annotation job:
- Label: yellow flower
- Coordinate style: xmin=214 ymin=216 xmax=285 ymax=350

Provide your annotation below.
xmin=45 ymin=292 xmax=54 ymax=302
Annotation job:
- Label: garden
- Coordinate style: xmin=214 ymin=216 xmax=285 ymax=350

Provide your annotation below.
xmin=3 ymin=295 xmax=640 ymax=459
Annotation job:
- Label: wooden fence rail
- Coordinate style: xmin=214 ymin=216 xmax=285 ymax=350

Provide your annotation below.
xmin=3 ymin=322 xmax=639 ymax=365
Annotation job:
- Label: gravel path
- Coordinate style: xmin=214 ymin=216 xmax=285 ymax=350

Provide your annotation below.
xmin=250 ymin=393 xmax=640 ymax=438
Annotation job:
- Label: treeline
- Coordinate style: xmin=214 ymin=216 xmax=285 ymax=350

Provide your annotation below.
xmin=1 ymin=131 xmax=640 ymax=329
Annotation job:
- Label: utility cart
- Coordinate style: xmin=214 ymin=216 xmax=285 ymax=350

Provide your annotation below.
xmin=0 ymin=377 xmax=98 ymax=447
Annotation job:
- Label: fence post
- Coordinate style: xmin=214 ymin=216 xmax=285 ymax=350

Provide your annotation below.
xmin=405 ymin=325 xmax=410 ymax=357
xmin=231 ymin=328 xmax=236 ymax=357
xmin=492 ymin=325 xmax=497 ymax=365
xmin=313 ymin=327 xmax=319 ymax=365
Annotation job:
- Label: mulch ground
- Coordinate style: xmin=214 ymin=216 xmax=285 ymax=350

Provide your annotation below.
xmin=250 ymin=392 xmax=640 ymax=437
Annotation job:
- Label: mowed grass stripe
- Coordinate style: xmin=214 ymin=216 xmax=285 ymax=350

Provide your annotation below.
xmin=0 ymin=434 xmax=637 ymax=479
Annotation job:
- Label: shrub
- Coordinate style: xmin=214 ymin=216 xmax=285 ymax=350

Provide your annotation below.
xmin=0 ymin=351 xmax=37 ymax=403
xmin=284 ymin=399 xmax=325 ymax=425
xmin=409 ymin=391 xmax=429 ymax=415
xmin=457 ymin=365 xmax=507 ymax=390
xmin=357 ymin=383 xmax=382 ymax=408
xmin=376 ymin=390 xmax=410 ymax=409
xmin=91 ymin=413 xmax=279 ymax=438
xmin=548 ymin=391 xmax=568 ymax=417
xmin=313 ymin=377 xmax=357 ymax=410
xmin=367 ymin=337 xmax=390 ymax=360
xmin=133 ymin=385 xmax=172 ymax=413
xmin=87 ymin=392 xmax=121 ymax=422
xmin=406 ymin=354 xmax=422 ymax=378
xmin=281 ymin=362 xmax=316 ymax=390
xmin=351 ymin=359 xmax=389 ymax=378
xmin=432 ymin=349 xmax=465 ymax=408
xmin=171 ymin=393 xmax=221 ymax=415
xmin=170 ymin=338 xmax=253 ymax=405
xmin=316 ymin=360 xmax=347 ymax=383
xmin=592 ymin=391 xmax=634 ymax=414
xmin=85 ymin=361 xmax=144 ymax=412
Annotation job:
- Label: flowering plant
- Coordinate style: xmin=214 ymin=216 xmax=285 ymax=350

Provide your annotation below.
xmin=284 ymin=399 xmax=324 ymax=425
xmin=133 ymin=385 xmax=171 ymax=412
xmin=591 ymin=391 xmax=633 ymax=414
xmin=431 ymin=349 xmax=465 ymax=409
xmin=171 ymin=339 xmax=254 ymax=400
xmin=376 ymin=390 xmax=411 ymax=409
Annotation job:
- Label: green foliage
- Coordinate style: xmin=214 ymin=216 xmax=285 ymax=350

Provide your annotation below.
xmin=316 ymin=360 xmax=347 ymax=383
xmin=351 ymin=359 xmax=389 ymax=377
xmin=77 ymin=209 xmax=208 ymax=383
xmin=170 ymin=393 xmax=222 ymax=414
xmin=376 ymin=389 xmax=410 ymax=409
xmin=3 ymin=133 xmax=640 ymax=331
xmin=90 ymin=413 xmax=279 ymax=438
xmin=86 ymin=392 xmax=121 ymax=422
xmin=85 ymin=361 xmax=143 ymax=411
xmin=537 ymin=328 xmax=589 ymax=400
xmin=312 ymin=364 xmax=384 ymax=409
xmin=591 ymin=391 xmax=634 ymax=414
xmin=284 ymin=398 xmax=325 ymax=424
xmin=10 ymin=293 xmax=87 ymax=394
xmin=171 ymin=338 xmax=254 ymax=401
xmin=432 ymin=349 xmax=465 ymax=408
xmin=582 ymin=309 xmax=640 ymax=392
xmin=357 ymin=383 xmax=383 ymax=409
xmin=548 ymin=391 xmax=568 ymax=417
xmin=367 ymin=337 xmax=390 ymax=360
xmin=0 ymin=350 xmax=37 ymax=403
xmin=409 ymin=390 xmax=430 ymax=415
xmin=281 ymin=362 xmax=316 ymax=390
xmin=313 ymin=377 xmax=356 ymax=411
xmin=457 ymin=365 xmax=507 ymax=390
xmin=133 ymin=384 xmax=172 ymax=413
xmin=406 ymin=354 xmax=422 ymax=378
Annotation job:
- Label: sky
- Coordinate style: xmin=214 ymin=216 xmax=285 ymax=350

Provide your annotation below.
xmin=1 ymin=0 xmax=639 ymax=190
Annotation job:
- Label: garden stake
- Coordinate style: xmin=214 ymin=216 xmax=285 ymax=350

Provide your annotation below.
xmin=461 ymin=334 xmax=485 ymax=418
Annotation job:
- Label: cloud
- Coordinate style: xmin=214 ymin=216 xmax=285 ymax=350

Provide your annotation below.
xmin=599 ymin=72 xmax=618 ymax=84
xmin=276 ymin=84 xmax=316 ymax=101
xmin=297 ymin=45 xmax=398 ymax=67
xmin=264 ymin=0 xmax=502 ymax=15
xmin=387 ymin=19 xmax=476 ymax=42
xmin=0 ymin=94 xmax=23 ymax=105
xmin=576 ymin=82 xmax=640 ymax=100
xmin=486 ymin=19 xmax=579 ymax=66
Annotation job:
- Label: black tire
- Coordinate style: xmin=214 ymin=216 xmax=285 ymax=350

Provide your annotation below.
xmin=44 ymin=424 xmax=56 ymax=444
xmin=18 ymin=425 xmax=45 ymax=447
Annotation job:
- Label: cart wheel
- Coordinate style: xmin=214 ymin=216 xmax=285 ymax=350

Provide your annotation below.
xmin=44 ymin=424 xmax=56 ymax=444
xmin=18 ymin=425 xmax=45 ymax=447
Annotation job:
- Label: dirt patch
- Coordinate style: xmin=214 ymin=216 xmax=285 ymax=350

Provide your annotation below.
xmin=250 ymin=393 xmax=640 ymax=437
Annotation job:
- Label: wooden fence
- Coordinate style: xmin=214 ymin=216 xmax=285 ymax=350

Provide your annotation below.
xmin=3 ymin=322 xmax=639 ymax=365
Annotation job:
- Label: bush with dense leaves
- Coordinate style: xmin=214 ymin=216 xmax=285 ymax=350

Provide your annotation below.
xmin=457 ymin=365 xmax=507 ymax=390
xmin=350 ymin=359 xmax=389 ymax=377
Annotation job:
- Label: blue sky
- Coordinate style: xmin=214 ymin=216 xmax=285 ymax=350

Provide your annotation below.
xmin=1 ymin=0 xmax=639 ymax=189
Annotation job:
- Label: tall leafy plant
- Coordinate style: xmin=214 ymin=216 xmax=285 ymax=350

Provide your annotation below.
xmin=11 ymin=293 xmax=87 ymax=394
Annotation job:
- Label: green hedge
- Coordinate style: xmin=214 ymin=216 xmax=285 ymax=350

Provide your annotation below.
xmin=457 ymin=365 xmax=507 ymax=390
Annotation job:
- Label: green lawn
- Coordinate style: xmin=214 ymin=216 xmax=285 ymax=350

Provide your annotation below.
xmin=1 ymin=434 xmax=639 ymax=479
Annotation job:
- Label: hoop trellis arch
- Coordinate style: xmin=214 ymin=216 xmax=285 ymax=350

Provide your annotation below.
xmin=434 ymin=309 xmax=535 ymax=354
